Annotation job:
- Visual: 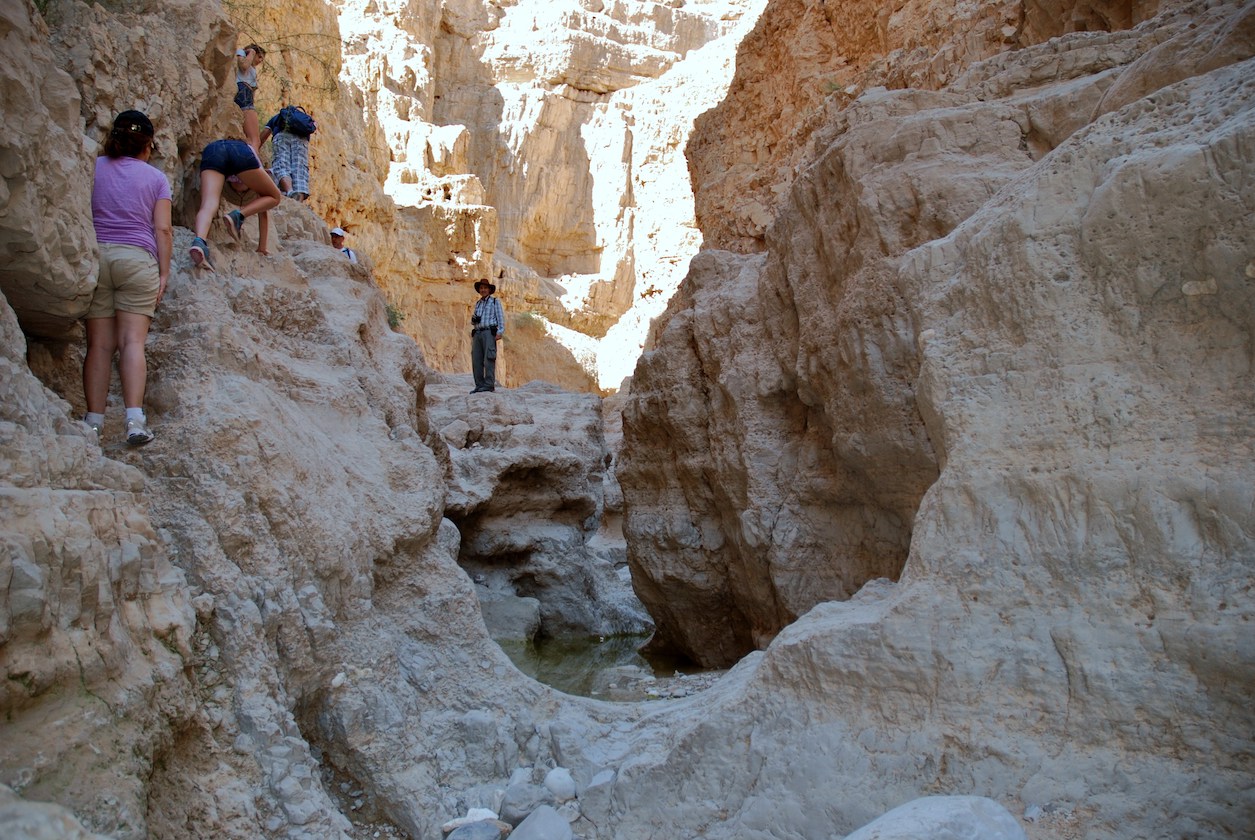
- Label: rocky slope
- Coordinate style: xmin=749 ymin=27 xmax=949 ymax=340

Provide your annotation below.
xmin=0 ymin=0 xmax=1252 ymax=839
xmin=622 ymin=0 xmax=1255 ymax=665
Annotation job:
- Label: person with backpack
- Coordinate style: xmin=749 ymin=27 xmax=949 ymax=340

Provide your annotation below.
xmin=261 ymin=105 xmax=316 ymax=201
xmin=330 ymin=227 xmax=357 ymax=263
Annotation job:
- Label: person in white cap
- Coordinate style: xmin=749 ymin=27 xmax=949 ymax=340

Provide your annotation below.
xmin=330 ymin=227 xmax=357 ymax=263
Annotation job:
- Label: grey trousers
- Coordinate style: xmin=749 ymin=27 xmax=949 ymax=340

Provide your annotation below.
xmin=471 ymin=329 xmax=497 ymax=390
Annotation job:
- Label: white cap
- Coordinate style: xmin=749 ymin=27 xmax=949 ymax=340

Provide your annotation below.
xmin=330 ymin=227 xmax=347 ymax=237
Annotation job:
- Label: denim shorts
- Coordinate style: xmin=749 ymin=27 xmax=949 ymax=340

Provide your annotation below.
xmin=200 ymin=140 xmax=261 ymax=177
xmin=234 ymin=81 xmax=256 ymax=110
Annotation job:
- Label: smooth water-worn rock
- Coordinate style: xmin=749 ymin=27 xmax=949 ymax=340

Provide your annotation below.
xmin=2 ymin=2 xmax=1253 ymax=840
xmin=543 ymin=767 xmax=577 ymax=803
xmin=843 ymin=796 xmax=1027 ymax=840
xmin=500 ymin=782 xmax=556 ymax=827
xmin=614 ymin=2 xmax=1254 ymax=838
xmin=510 ymin=804 xmax=573 ymax=840
xmin=427 ymin=377 xmax=653 ymax=638
xmin=446 ymin=819 xmax=512 ymax=840
xmin=0 ymin=785 xmax=113 ymax=840
xmin=621 ymin=0 xmax=1255 ymax=669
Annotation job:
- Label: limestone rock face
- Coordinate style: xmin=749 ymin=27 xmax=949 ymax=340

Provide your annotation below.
xmin=0 ymin=784 xmax=113 ymax=840
xmin=688 ymin=0 xmax=1165 ymax=254
xmin=15 ymin=0 xmax=766 ymax=392
xmin=612 ymin=1 xmax=1255 ymax=837
xmin=332 ymin=0 xmax=767 ymax=391
xmin=133 ymin=212 xmax=449 ymax=839
xmin=622 ymin=0 xmax=1255 ymax=667
xmin=0 ymin=289 xmax=198 ymax=836
xmin=3 ymin=1 xmax=1253 ymax=840
xmin=46 ymin=0 xmax=239 ymax=209
xmin=0 ymin=0 xmax=95 ymax=338
xmin=427 ymin=377 xmax=652 ymax=637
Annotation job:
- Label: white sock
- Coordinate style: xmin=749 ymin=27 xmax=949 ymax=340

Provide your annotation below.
xmin=125 ymin=407 xmax=146 ymax=425
xmin=85 ymin=412 xmax=105 ymax=428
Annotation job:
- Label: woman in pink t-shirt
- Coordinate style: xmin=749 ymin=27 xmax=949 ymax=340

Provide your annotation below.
xmin=83 ymin=110 xmax=172 ymax=446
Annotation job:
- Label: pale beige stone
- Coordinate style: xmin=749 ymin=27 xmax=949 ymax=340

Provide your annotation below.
xmin=332 ymin=0 xmax=765 ymax=391
xmin=688 ymin=0 xmax=1167 ymax=255
xmin=1 ymin=2 xmax=1252 ymax=840
xmin=0 ymin=288 xmax=199 ymax=838
xmin=0 ymin=0 xmax=95 ymax=337
xmin=613 ymin=2 xmax=1254 ymax=838
xmin=0 ymin=785 xmax=112 ymax=840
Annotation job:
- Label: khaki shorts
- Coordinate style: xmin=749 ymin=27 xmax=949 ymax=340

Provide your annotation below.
xmin=87 ymin=242 xmax=159 ymax=319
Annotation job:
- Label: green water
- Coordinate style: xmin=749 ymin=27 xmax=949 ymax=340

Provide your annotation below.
xmin=496 ymin=635 xmax=694 ymax=697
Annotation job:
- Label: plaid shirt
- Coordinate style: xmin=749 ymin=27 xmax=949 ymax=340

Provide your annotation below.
xmin=473 ymin=295 xmax=505 ymax=335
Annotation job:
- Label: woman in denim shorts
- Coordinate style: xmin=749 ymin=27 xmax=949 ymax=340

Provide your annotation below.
xmin=84 ymin=110 xmax=172 ymax=446
xmin=234 ymin=43 xmax=265 ymax=150
xmin=189 ymin=139 xmax=282 ymax=268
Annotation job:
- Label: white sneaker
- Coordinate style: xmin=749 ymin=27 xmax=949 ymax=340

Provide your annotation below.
xmin=126 ymin=418 xmax=155 ymax=446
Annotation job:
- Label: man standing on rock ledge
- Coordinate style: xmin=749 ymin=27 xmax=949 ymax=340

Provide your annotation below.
xmin=470 ymin=278 xmax=505 ymax=393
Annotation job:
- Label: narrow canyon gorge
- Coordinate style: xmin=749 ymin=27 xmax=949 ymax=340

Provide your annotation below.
xmin=1 ymin=0 xmax=1252 ymax=838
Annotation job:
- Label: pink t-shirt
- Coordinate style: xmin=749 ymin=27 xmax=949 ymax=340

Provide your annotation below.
xmin=92 ymin=156 xmax=172 ymax=259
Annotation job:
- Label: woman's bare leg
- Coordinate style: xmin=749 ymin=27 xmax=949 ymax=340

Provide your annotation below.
xmin=244 ymin=110 xmax=260 ymax=151
xmin=235 ymin=168 xmax=283 ymax=218
xmin=256 ymin=211 xmax=271 ymax=255
xmin=194 ymin=170 xmax=227 ymax=239
xmin=115 ymin=311 xmax=152 ymax=409
xmin=83 ymin=317 xmax=117 ymax=415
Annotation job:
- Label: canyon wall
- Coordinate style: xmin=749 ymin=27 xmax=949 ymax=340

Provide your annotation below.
xmin=614 ymin=0 xmax=1254 ymax=835
xmin=0 ymin=0 xmax=1252 ymax=839
xmin=5 ymin=0 xmax=764 ymax=392
xmin=313 ymin=0 xmax=768 ymax=392
xmin=687 ymin=0 xmax=1165 ymax=253
xmin=622 ymin=0 xmax=1255 ymax=665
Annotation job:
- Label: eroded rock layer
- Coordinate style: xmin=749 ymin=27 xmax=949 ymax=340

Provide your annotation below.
xmin=0 ymin=0 xmax=1252 ymax=839
xmin=615 ymin=0 xmax=1254 ymax=836
xmin=622 ymin=0 xmax=1255 ymax=667
xmin=324 ymin=0 xmax=768 ymax=391
xmin=688 ymin=0 xmax=1166 ymax=253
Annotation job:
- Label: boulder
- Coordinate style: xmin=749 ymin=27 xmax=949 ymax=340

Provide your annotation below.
xmin=843 ymin=796 xmax=1027 ymax=840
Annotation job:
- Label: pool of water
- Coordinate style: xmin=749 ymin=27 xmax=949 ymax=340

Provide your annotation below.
xmin=495 ymin=635 xmax=697 ymax=698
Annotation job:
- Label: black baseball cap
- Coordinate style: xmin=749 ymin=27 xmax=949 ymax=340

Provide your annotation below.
xmin=114 ymin=110 xmax=154 ymax=136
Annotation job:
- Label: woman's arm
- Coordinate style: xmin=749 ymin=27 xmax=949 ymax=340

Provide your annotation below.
xmin=153 ymin=198 xmax=173 ymax=302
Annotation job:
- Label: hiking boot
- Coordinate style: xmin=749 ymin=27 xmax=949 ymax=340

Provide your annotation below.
xmin=189 ymin=237 xmax=214 ymax=271
xmin=126 ymin=418 xmax=155 ymax=446
xmin=83 ymin=420 xmax=101 ymax=437
xmin=223 ymin=209 xmax=245 ymax=242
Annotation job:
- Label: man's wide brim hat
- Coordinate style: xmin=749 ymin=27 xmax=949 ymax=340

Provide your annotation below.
xmin=474 ymin=280 xmax=496 ymax=294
